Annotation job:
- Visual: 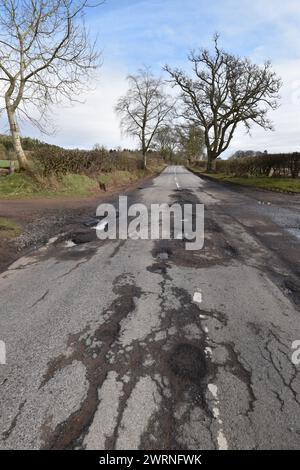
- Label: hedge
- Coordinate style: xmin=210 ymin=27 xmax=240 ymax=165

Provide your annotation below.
xmin=216 ymin=153 xmax=300 ymax=178
xmin=32 ymin=147 xmax=144 ymax=175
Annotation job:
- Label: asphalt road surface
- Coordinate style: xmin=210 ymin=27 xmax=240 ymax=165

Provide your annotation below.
xmin=1 ymin=166 xmax=300 ymax=450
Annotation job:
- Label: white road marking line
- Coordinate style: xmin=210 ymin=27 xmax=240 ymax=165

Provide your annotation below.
xmin=193 ymin=290 xmax=228 ymax=449
xmin=193 ymin=291 xmax=202 ymax=304
xmin=174 ymin=166 xmax=180 ymax=189
xmin=217 ymin=431 xmax=229 ymax=451
xmin=208 ymin=383 xmax=229 ymax=450
xmin=208 ymin=383 xmax=218 ymax=399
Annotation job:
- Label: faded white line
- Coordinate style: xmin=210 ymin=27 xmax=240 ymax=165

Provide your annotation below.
xmin=174 ymin=166 xmax=180 ymax=189
xmin=208 ymin=383 xmax=229 ymax=450
xmin=193 ymin=291 xmax=202 ymax=304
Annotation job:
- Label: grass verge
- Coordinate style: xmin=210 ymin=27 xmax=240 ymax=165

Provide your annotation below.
xmin=0 ymin=164 xmax=165 ymax=200
xmin=191 ymin=169 xmax=300 ymax=193
xmin=0 ymin=217 xmax=22 ymax=239
xmin=0 ymin=173 xmax=98 ymax=199
xmin=0 ymin=159 xmax=19 ymax=169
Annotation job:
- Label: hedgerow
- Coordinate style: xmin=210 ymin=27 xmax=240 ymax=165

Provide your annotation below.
xmin=215 ymin=153 xmax=300 ymax=178
xmin=32 ymin=147 xmax=144 ymax=175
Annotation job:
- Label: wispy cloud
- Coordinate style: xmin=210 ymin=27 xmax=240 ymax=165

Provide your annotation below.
xmin=1 ymin=0 xmax=299 ymax=154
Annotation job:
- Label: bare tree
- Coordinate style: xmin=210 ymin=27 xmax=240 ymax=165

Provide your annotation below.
xmin=153 ymin=125 xmax=178 ymax=161
xmin=0 ymin=0 xmax=101 ymax=170
xmin=115 ymin=67 xmax=175 ymax=169
xmin=165 ymin=35 xmax=281 ymax=172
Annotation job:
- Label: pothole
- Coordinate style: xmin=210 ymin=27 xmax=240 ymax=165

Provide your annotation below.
xmin=147 ymin=263 xmax=168 ymax=275
xmin=169 ymin=343 xmax=207 ymax=385
xmin=70 ymin=231 xmax=97 ymax=245
xmin=152 ymin=244 xmax=173 ymax=261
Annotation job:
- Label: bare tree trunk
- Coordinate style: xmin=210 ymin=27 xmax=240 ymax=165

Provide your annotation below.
xmin=206 ymin=151 xmax=213 ymax=172
xmin=6 ymin=103 xmax=29 ymax=170
xmin=143 ymin=151 xmax=147 ymax=170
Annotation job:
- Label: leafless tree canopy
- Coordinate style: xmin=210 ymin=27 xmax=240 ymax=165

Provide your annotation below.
xmin=115 ymin=67 xmax=175 ymax=168
xmin=0 ymin=0 xmax=101 ymax=168
xmin=164 ymin=35 xmax=281 ymax=171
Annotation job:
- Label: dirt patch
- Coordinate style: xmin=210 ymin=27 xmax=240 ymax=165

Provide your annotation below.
xmin=0 ymin=170 xmax=162 ymax=273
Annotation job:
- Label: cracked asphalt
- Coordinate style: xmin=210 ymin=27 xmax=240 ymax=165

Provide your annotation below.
xmin=0 ymin=166 xmax=300 ymax=450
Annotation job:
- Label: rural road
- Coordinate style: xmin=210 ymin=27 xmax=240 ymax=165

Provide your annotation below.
xmin=0 ymin=166 xmax=300 ymax=450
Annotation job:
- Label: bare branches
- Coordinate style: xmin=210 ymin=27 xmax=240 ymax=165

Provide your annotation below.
xmin=0 ymin=0 xmax=101 ymax=162
xmin=164 ymin=36 xmax=281 ymax=171
xmin=115 ymin=67 xmax=175 ymax=168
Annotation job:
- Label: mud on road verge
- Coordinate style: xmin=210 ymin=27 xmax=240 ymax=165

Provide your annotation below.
xmin=0 ymin=170 xmax=163 ymax=273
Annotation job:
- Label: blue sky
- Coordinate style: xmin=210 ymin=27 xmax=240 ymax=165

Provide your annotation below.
xmin=93 ymin=0 xmax=300 ymax=68
xmin=2 ymin=0 xmax=300 ymax=155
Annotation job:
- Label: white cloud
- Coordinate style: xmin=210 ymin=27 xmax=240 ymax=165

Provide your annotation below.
xmin=43 ymin=65 xmax=133 ymax=149
xmin=0 ymin=65 xmax=133 ymax=150
xmin=1 ymin=0 xmax=300 ymax=155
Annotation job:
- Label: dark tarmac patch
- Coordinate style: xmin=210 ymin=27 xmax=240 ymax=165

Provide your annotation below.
xmin=149 ymin=201 xmax=240 ymax=269
xmin=169 ymin=343 xmax=207 ymax=385
xmin=223 ymin=242 xmax=239 ymax=258
xmin=151 ymin=237 xmax=232 ymax=269
xmin=40 ymin=280 xmax=142 ymax=450
xmin=70 ymin=230 xmax=97 ymax=244
xmin=147 ymin=262 xmax=169 ymax=276
xmin=282 ymin=277 xmax=300 ymax=307
xmin=53 ymin=246 xmax=98 ymax=261
xmin=170 ymin=188 xmax=199 ymax=207
xmin=152 ymin=242 xmax=173 ymax=260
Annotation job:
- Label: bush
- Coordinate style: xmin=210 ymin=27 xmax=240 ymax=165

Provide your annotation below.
xmin=32 ymin=147 xmax=144 ymax=176
xmin=217 ymin=153 xmax=300 ymax=178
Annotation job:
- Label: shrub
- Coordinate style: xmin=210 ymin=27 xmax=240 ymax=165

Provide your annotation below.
xmin=32 ymin=147 xmax=144 ymax=176
xmin=217 ymin=153 xmax=300 ymax=178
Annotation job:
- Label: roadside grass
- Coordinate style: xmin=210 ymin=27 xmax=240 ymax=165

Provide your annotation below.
xmin=0 ymin=163 xmax=165 ymax=200
xmin=0 ymin=173 xmax=98 ymax=199
xmin=191 ymin=169 xmax=300 ymax=193
xmin=0 ymin=159 xmax=19 ymax=169
xmin=97 ymin=166 xmax=162 ymax=188
xmin=0 ymin=217 xmax=22 ymax=239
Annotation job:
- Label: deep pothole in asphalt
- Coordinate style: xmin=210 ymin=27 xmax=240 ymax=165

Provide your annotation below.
xmin=169 ymin=343 xmax=208 ymax=385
